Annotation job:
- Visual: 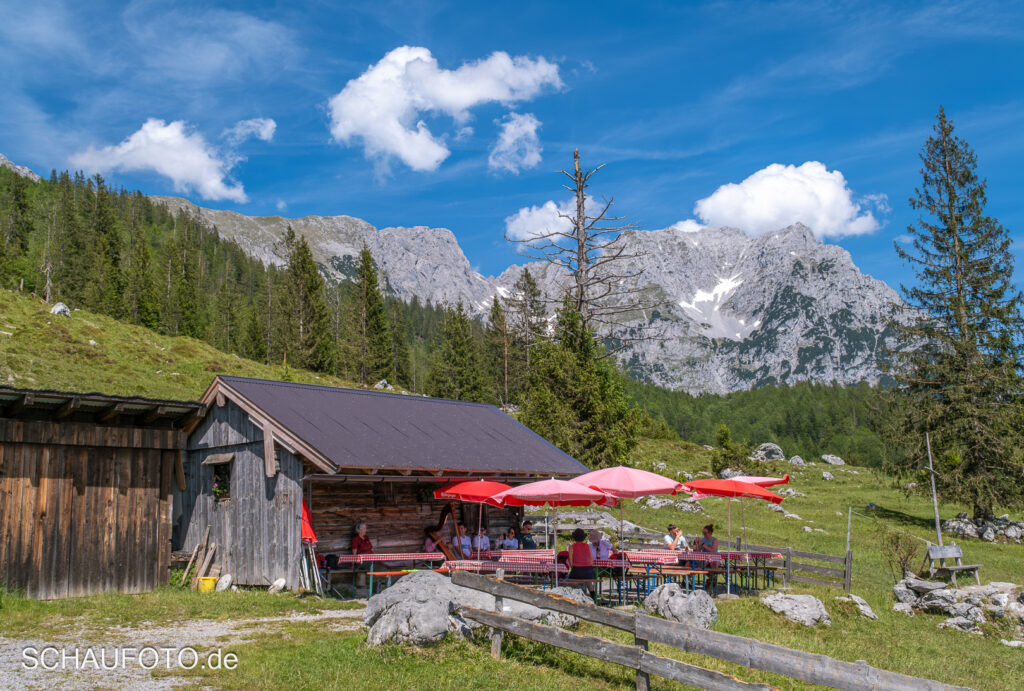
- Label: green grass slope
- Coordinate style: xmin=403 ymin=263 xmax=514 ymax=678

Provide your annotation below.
xmin=610 ymin=439 xmax=1024 ymax=689
xmin=0 ymin=290 xmax=355 ymax=399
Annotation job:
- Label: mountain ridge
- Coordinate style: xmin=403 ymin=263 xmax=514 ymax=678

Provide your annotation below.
xmin=149 ymin=194 xmax=908 ymax=395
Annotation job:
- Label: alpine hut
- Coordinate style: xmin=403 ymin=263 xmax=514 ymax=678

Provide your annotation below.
xmin=174 ymin=376 xmax=588 ymax=590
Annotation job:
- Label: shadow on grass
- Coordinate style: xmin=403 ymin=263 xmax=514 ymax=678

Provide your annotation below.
xmin=866 ymin=505 xmax=934 ymax=531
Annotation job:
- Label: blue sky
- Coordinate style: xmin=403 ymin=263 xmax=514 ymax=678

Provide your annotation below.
xmin=2 ymin=1 xmax=1023 ymax=291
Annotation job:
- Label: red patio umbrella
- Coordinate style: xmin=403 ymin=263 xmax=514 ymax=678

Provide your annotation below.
xmin=681 ymin=479 xmax=784 ymax=595
xmin=488 ymin=478 xmax=616 ymax=585
xmin=571 ymin=465 xmax=683 ymax=555
xmin=726 ymin=474 xmax=790 ymax=488
xmin=434 ymin=480 xmax=512 ymax=558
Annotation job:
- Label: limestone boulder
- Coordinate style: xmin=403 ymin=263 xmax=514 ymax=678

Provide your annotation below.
xmin=821 ymin=454 xmax=845 ymax=466
xmin=788 ymin=455 xmax=806 ymax=467
xmin=645 ymin=584 xmax=718 ymax=629
xmin=822 ymin=472 xmax=835 ymax=481
xmin=49 ymin=302 xmax=71 ymax=317
xmin=761 ymin=593 xmax=830 ymax=627
xmin=835 ymin=594 xmax=877 ymax=620
xmin=751 ymin=443 xmax=785 ymax=462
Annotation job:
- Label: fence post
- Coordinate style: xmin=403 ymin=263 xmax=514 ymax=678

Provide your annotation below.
xmin=633 ymin=612 xmax=649 ymax=691
xmin=491 ymin=568 xmax=504 ymax=659
xmin=785 ymin=547 xmax=792 ymax=587
xmin=844 ymin=550 xmax=852 ymax=592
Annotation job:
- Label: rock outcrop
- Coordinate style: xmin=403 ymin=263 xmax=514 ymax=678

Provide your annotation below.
xmin=761 ymin=593 xmax=831 ymax=627
xmin=942 ymin=513 xmax=1024 ymax=543
xmin=750 ymin=443 xmax=784 ymax=462
xmin=645 ymin=585 xmax=718 ymax=629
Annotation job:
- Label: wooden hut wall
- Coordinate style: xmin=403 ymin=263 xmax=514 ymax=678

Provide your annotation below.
xmin=176 ymin=400 xmax=302 ymax=589
xmin=0 ymin=419 xmax=177 ymax=600
xmin=307 ymin=480 xmax=522 ymax=554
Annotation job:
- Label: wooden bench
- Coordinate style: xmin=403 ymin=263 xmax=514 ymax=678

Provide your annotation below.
xmin=926 ymin=544 xmax=981 ymax=586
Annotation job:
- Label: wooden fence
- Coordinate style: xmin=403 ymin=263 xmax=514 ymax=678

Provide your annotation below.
xmin=623 ymin=537 xmax=853 ymax=592
xmin=453 ymin=572 xmax=969 ymax=691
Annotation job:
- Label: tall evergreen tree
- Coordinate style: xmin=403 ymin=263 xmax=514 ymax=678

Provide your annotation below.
xmin=427 ymin=302 xmax=485 ymax=401
xmin=887 ymin=107 xmax=1024 ymax=518
xmin=486 ymin=296 xmax=512 ymax=404
xmin=344 ymin=246 xmax=393 ymax=384
xmin=507 ymin=268 xmax=547 ymax=387
xmin=520 ymin=296 xmax=641 ymax=468
xmin=389 ymin=298 xmax=412 ymax=388
xmin=288 ymin=232 xmax=335 ymax=373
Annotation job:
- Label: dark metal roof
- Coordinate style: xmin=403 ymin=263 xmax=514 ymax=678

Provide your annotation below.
xmin=216 ymin=376 xmax=588 ymax=476
xmin=0 ymin=385 xmax=203 ymax=427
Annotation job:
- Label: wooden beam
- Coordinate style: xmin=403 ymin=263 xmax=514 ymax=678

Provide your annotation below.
xmin=142 ymin=405 xmax=171 ymax=424
xmin=634 ymin=614 xmax=970 ymax=691
xmin=215 ymin=392 xmax=226 ymax=407
xmin=54 ymin=396 xmax=80 ymax=419
xmin=461 ymin=607 xmax=640 ymax=669
xmin=452 ymin=571 xmax=634 ymax=632
xmin=397 ymin=469 xmax=412 ymax=476
xmin=174 ymin=451 xmax=186 ymax=491
xmin=637 ymin=651 xmax=772 ymax=691
xmin=263 ymin=423 xmax=278 ymax=477
xmin=6 ymin=393 xmax=35 ymax=417
xmin=99 ymin=402 xmax=125 ymax=423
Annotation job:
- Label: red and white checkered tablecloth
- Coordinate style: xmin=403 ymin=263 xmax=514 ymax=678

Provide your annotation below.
xmin=357 ymin=552 xmax=447 ymax=563
xmin=332 ymin=555 xmax=361 ymax=564
xmin=622 ymin=551 xmax=681 ymax=565
xmin=497 ymin=553 xmax=555 ymax=565
xmin=445 ymin=560 xmax=567 ymax=575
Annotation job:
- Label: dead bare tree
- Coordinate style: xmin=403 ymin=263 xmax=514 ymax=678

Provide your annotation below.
xmin=506 ymin=149 xmax=662 ymax=349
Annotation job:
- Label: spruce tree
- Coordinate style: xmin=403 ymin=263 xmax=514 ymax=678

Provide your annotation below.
xmin=427 ymin=302 xmax=485 ymax=401
xmin=288 ymin=232 xmax=335 ymax=373
xmin=507 ymin=268 xmax=547 ymax=387
xmin=486 ymin=296 xmax=512 ymax=404
xmin=389 ymin=298 xmax=412 ymax=388
xmin=520 ymin=296 xmax=641 ymax=468
xmin=345 ymin=246 xmax=393 ymax=384
xmin=887 ymin=107 xmax=1024 ymax=518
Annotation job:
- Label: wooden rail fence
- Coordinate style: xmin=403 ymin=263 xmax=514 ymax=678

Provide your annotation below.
xmin=452 ymin=571 xmax=969 ymax=691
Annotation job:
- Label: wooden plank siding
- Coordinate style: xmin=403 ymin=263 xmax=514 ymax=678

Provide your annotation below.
xmin=0 ymin=418 xmax=176 ymax=600
xmin=175 ymin=400 xmax=302 ymax=589
xmin=307 ymin=480 xmax=521 ymax=555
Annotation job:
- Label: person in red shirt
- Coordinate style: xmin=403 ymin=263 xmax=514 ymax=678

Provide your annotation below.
xmin=567 ymin=528 xmax=595 ymax=581
xmin=351 ymin=522 xmax=373 ymax=555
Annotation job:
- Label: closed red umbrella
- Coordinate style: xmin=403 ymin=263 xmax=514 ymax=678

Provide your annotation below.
xmin=434 ymin=480 xmax=512 ymax=558
xmin=301 ymin=499 xmax=317 ymax=543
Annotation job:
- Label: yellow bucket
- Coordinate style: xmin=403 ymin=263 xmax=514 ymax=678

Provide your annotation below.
xmin=197 ymin=577 xmax=217 ymax=593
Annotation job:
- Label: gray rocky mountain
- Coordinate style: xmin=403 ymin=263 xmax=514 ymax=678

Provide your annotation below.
xmin=152 ymin=196 xmax=907 ymax=395
xmin=0 ymin=154 xmax=42 ymax=182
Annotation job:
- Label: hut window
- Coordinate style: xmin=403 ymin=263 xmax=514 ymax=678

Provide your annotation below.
xmin=202 ymin=453 xmax=235 ymax=501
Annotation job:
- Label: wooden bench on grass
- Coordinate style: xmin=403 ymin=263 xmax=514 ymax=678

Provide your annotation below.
xmin=926 ymin=544 xmax=981 ymax=586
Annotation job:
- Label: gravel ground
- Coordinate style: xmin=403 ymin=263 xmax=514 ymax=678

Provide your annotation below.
xmin=0 ymin=605 xmax=366 ymax=690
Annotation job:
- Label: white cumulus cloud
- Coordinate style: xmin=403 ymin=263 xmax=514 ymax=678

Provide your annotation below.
xmin=488 ymin=112 xmax=542 ymax=173
xmin=327 ymin=46 xmax=561 ymax=172
xmin=504 ymin=199 xmax=573 ymax=242
xmin=223 ymin=117 xmax=276 ymax=145
xmin=684 ymin=161 xmax=885 ymax=238
xmin=69 ymin=119 xmax=248 ymax=202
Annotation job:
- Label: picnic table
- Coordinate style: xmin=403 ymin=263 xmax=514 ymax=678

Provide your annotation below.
xmin=351 ymin=552 xmax=448 ymax=594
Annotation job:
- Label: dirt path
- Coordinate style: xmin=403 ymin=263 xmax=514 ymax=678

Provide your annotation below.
xmin=0 ymin=605 xmax=366 ymax=690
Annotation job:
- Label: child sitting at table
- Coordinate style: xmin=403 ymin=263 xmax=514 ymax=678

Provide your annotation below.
xmin=567 ymin=528 xmax=596 ymax=581
xmin=500 ymin=527 xmax=519 ymax=550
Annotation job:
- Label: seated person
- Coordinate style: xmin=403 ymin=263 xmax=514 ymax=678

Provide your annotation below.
xmin=588 ymin=530 xmax=612 ymax=560
xmin=518 ymin=521 xmax=537 ymax=550
xmin=696 ymin=523 xmax=718 ymax=552
xmin=567 ymin=528 xmax=596 ymax=581
xmin=454 ymin=522 xmax=472 ymax=558
xmin=664 ymin=524 xmax=689 ymax=551
xmin=351 ymin=521 xmax=373 ymax=555
xmin=500 ymin=527 xmax=519 ymax=550
xmin=424 ymin=528 xmax=440 ymax=553
xmin=472 ymin=530 xmax=490 ymax=553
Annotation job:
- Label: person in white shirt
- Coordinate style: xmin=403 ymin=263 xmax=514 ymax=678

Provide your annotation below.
xmin=454 ymin=523 xmax=472 ymax=558
xmin=472 ymin=530 xmax=490 ymax=553
xmin=500 ymin=528 xmax=519 ymax=550
xmin=664 ymin=524 xmax=689 ymax=551
xmin=588 ymin=530 xmax=612 ymax=560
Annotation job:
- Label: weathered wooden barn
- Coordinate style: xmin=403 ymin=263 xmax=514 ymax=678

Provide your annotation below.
xmin=0 ymin=387 xmax=203 ymax=599
xmin=174 ymin=376 xmax=588 ymax=589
